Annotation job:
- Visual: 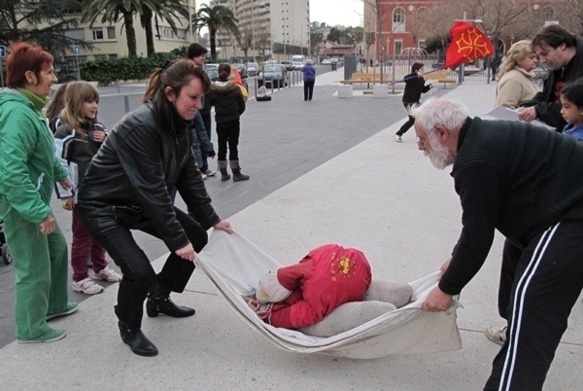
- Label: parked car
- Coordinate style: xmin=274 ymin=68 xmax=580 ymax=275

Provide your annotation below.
xmin=281 ymin=60 xmax=295 ymax=71
xmin=292 ymin=61 xmax=304 ymax=70
xmin=258 ymin=64 xmax=288 ymax=88
xmin=322 ymin=59 xmax=332 ymax=65
xmin=203 ymin=64 xmax=219 ymax=81
xmin=246 ymin=62 xmax=259 ymax=76
xmin=291 ymin=54 xmax=305 ymax=70
xmin=234 ymin=63 xmax=248 ymax=79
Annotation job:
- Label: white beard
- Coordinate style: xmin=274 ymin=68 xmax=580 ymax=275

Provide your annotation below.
xmin=425 ymin=135 xmax=456 ymax=169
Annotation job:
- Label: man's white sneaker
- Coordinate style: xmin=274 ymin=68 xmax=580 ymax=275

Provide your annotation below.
xmin=91 ymin=266 xmax=123 ymax=282
xmin=72 ymin=278 xmax=104 ymax=295
xmin=485 ymin=325 xmax=507 ymax=345
xmin=204 ymin=169 xmax=216 ymax=177
xmin=394 ymin=134 xmax=402 ymax=142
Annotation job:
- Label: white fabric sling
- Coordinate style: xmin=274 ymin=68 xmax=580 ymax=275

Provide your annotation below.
xmin=195 ymin=230 xmax=462 ymax=359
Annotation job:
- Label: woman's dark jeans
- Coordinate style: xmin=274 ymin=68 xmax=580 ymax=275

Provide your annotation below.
xmin=85 ymin=207 xmax=207 ymax=329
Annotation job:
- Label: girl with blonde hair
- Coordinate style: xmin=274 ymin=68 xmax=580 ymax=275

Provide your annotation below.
xmin=495 ymin=40 xmax=539 ymax=108
xmin=54 ymin=81 xmax=122 ymax=295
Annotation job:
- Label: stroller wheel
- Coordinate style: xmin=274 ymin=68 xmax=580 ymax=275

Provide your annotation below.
xmin=2 ymin=244 xmax=12 ymax=265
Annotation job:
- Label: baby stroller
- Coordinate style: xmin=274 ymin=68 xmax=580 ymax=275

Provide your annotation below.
xmin=0 ymin=220 xmax=12 ymax=265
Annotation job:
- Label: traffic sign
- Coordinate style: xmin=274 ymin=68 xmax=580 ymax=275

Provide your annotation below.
xmin=74 ymin=45 xmax=80 ymax=56
xmin=0 ymin=45 xmax=6 ymax=58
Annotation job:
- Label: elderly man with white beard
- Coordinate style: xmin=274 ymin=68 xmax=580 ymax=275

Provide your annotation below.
xmin=409 ymin=98 xmax=583 ymax=391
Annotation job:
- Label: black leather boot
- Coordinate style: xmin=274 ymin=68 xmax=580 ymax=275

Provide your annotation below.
xmin=118 ymin=321 xmax=158 ymax=357
xmin=146 ymin=296 xmax=195 ymax=318
xmin=229 ymin=160 xmax=250 ymax=181
xmin=218 ymin=159 xmax=230 ymax=181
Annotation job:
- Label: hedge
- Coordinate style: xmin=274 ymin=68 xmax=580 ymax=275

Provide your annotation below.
xmin=76 ymin=51 xmax=183 ymax=86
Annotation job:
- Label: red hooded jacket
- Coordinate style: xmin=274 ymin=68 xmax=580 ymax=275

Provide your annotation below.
xmin=269 ymin=244 xmax=372 ymax=329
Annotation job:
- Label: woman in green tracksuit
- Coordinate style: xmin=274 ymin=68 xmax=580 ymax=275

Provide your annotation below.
xmin=0 ymin=42 xmax=77 ymax=343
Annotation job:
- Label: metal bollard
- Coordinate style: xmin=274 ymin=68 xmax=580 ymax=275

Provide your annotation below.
xmin=124 ymin=95 xmax=130 ymax=114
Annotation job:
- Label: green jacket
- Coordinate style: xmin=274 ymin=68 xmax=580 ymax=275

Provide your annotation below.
xmin=0 ymin=89 xmax=68 ymax=223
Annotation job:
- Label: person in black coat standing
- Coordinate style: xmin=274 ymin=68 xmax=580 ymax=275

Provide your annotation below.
xmin=394 ymin=63 xmax=432 ymax=142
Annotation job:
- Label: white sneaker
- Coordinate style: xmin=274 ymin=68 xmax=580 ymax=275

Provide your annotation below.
xmin=394 ymin=134 xmax=402 ymax=142
xmin=91 ymin=266 xmax=123 ymax=282
xmin=72 ymin=278 xmax=104 ymax=295
xmin=202 ymin=173 xmax=208 ymax=180
xmin=204 ymin=169 xmax=216 ymax=177
xmin=485 ymin=325 xmax=507 ymax=345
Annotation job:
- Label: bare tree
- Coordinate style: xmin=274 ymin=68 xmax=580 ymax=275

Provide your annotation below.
xmin=553 ymin=1 xmax=583 ymax=35
xmin=236 ymin=26 xmax=253 ymax=61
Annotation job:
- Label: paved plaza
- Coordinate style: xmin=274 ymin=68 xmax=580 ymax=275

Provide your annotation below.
xmin=0 ymin=69 xmax=581 ymax=390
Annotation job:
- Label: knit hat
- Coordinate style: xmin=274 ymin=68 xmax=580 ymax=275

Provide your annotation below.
xmin=187 ymin=43 xmax=208 ymax=59
xmin=256 ymin=271 xmax=292 ymax=304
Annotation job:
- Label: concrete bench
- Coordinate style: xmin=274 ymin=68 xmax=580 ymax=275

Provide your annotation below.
xmin=337 ymin=85 xmax=353 ymax=98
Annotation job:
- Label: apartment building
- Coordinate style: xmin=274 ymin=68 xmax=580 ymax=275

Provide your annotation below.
xmin=58 ymin=1 xmax=195 ymax=67
xmin=212 ymin=0 xmax=310 ymax=61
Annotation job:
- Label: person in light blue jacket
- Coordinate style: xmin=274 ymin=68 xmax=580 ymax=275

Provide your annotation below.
xmin=301 ymin=60 xmax=316 ymax=101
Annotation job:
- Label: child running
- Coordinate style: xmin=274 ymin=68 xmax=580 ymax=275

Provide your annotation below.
xmin=54 ymin=81 xmax=122 ymax=294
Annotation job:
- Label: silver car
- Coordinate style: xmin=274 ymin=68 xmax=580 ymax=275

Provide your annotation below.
xmin=246 ymin=62 xmax=259 ymax=76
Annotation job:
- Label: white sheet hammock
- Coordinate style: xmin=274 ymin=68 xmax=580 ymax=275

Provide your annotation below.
xmin=195 ymin=230 xmax=462 ymax=359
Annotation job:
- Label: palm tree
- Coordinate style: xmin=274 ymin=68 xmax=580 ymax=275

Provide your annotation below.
xmin=139 ymin=0 xmax=190 ymax=57
xmin=82 ymin=0 xmax=144 ymax=57
xmin=191 ymin=5 xmax=239 ymax=62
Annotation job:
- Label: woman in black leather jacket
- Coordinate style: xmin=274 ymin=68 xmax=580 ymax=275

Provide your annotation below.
xmin=77 ymin=59 xmax=233 ymax=357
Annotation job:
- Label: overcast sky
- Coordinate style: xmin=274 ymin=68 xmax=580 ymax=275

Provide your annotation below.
xmin=311 ymin=0 xmax=363 ymax=27
xmin=199 ymin=1 xmax=363 ymax=28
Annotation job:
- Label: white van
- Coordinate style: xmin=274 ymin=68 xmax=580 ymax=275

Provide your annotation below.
xmin=291 ymin=55 xmax=305 ymax=70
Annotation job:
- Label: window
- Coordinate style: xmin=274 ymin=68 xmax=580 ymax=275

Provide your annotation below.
xmin=92 ymin=29 xmax=104 ymax=41
xmin=393 ymin=8 xmax=405 ymax=32
xmin=163 ymin=27 xmax=174 ymax=39
xmin=543 ymin=5 xmax=555 ymax=21
xmin=107 ymin=27 xmax=116 ymax=39
xmin=394 ymin=40 xmax=403 ymax=55
xmin=65 ymin=29 xmax=85 ymax=41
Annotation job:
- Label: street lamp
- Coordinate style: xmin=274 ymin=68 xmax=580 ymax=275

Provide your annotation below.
xmin=389 ymin=21 xmax=404 ymax=93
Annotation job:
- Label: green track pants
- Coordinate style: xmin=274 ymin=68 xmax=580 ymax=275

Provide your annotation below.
xmin=4 ymin=211 xmax=69 ymax=340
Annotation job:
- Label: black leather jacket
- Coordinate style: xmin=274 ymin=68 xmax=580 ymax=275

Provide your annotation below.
xmin=77 ymin=102 xmax=220 ymax=252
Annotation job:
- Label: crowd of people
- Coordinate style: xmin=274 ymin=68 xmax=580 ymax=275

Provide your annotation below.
xmin=1 ymin=21 xmax=583 ymax=390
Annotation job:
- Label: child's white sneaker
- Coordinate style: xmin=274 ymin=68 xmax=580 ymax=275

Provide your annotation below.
xmin=91 ymin=266 xmax=123 ymax=282
xmin=72 ymin=278 xmax=104 ymax=295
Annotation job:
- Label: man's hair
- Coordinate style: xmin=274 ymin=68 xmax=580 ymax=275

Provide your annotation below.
xmin=532 ymin=25 xmax=577 ymax=49
xmin=410 ymin=99 xmax=469 ymax=137
xmin=187 ymin=43 xmax=208 ymax=59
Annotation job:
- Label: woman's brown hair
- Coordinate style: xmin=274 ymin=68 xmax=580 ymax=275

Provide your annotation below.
xmin=142 ymin=59 xmax=211 ymax=125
